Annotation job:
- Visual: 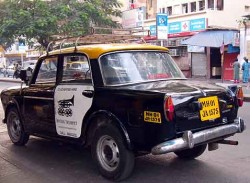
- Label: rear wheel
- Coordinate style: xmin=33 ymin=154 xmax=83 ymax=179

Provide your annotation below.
xmin=7 ymin=108 xmax=29 ymax=146
xmin=91 ymin=124 xmax=135 ymax=181
xmin=174 ymin=144 xmax=207 ymax=160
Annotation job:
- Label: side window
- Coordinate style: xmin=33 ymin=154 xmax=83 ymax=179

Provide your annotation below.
xmin=36 ymin=56 xmax=58 ymax=84
xmin=62 ymin=54 xmax=91 ymax=83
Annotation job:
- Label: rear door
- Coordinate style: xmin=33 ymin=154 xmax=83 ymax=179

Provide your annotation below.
xmin=54 ymin=54 xmax=93 ymax=138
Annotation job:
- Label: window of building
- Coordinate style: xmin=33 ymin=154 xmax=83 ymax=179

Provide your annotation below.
xmin=245 ymin=5 xmax=250 ymax=12
xmin=182 ymin=3 xmax=188 ymax=13
xmin=162 ymin=7 xmax=166 ymax=13
xmin=199 ymin=0 xmax=205 ymax=11
xmin=167 ymin=6 xmax=172 ymax=16
xmin=217 ymin=0 xmax=224 ymax=10
xmin=208 ymin=0 xmax=215 ymax=10
xmin=191 ymin=2 xmax=196 ymax=12
xmin=173 ymin=5 xmax=181 ymax=15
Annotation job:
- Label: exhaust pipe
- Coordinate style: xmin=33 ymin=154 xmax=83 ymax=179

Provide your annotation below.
xmin=217 ymin=139 xmax=238 ymax=145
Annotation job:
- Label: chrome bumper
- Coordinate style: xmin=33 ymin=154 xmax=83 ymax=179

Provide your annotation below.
xmin=151 ymin=117 xmax=245 ymax=155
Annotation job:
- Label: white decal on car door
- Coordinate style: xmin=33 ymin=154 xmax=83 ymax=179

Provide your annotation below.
xmin=54 ymin=85 xmax=93 ymax=138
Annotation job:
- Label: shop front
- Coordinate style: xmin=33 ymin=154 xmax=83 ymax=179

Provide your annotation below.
xmin=182 ymin=30 xmax=240 ymax=81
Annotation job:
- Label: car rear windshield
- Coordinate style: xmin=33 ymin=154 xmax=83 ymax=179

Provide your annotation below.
xmin=99 ymin=51 xmax=185 ymax=85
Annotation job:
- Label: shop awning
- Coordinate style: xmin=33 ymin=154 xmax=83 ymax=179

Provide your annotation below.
xmin=181 ymin=30 xmax=238 ymax=48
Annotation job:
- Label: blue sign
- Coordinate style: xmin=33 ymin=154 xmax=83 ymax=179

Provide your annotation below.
xmin=190 ymin=18 xmax=206 ymax=31
xmin=168 ymin=18 xmax=206 ymax=34
xmin=150 ymin=25 xmax=156 ymax=36
xmin=168 ymin=22 xmax=181 ymax=34
xmin=156 ymin=14 xmax=168 ymax=26
xmin=156 ymin=14 xmax=168 ymax=40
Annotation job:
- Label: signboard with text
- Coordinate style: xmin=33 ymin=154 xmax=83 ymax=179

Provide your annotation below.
xmin=150 ymin=25 xmax=156 ymax=36
xmin=168 ymin=18 xmax=206 ymax=37
xmin=156 ymin=14 xmax=168 ymax=40
xmin=122 ymin=7 xmax=146 ymax=28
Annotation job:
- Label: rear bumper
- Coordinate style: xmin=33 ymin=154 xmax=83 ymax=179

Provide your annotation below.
xmin=151 ymin=117 xmax=245 ymax=155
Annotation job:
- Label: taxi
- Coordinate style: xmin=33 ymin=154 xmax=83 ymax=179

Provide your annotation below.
xmin=0 ymin=33 xmax=246 ymax=181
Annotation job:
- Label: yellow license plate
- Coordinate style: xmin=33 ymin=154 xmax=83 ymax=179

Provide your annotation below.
xmin=198 ymin=96 xmax=220 ymax=121
xmin=144 ymin=111 xmax=162 ymax=123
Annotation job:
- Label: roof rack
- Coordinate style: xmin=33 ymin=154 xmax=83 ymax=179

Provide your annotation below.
xmin=46 ymin=27 xmax=150 ymax=55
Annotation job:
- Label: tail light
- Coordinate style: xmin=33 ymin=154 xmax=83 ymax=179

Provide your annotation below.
xmin=164 ymin=96 xmax=175 ymax=121
xmin=236 ymin=87 xmax=244 ymax=107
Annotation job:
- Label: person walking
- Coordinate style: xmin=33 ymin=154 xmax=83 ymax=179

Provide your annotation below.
xmin=242 ymin=57 xmax=249 ymax=83
xmin=233 ymin=58 xmax=240 ymax=83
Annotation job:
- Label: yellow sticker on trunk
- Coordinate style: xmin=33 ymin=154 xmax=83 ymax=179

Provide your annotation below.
xmin=144 ymin=111 xmax=162 ymax=123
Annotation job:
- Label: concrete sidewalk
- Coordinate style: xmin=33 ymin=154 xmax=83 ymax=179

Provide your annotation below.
xmin=0 ymin=77 xmax=250 ymax=101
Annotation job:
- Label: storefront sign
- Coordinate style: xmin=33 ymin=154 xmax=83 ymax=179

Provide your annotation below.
xmin=168 ymin=18 xmax=206 ymax=37
xmin=190 ymin=18 xmax=206 ymax=31
xmin=156 ymin=14 xmax=168 ymax=40
xmin=150 ymin=25 xmax=156 ymax=36
xmin=168 ymin=22 xmax=181 ymax=34
xmin=223 ymin=53 xmax=238 ymax=81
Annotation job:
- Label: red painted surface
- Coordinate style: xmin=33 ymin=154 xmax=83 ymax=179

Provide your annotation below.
xmin=223 ymin=53 xmax=238 ymax=81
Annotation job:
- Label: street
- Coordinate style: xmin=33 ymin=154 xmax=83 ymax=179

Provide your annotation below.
xmin=0 ymin=82 xmax=250 ymax=183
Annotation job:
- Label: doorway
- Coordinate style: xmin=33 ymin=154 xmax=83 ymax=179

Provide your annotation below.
xmin=210 ymin=48 xmax=221 ymax=79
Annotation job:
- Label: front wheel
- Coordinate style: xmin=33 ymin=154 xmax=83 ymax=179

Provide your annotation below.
xmin=174 ymin=144 xmax=207 ymax=160
xmin=91 ymin=124 xmax=135 ymax=181
xmin=7 ymin=108 xmax=29 ymax=146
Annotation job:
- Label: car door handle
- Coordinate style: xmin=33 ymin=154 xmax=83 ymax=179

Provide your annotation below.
xmin=82 ymin=90 xmax=94 ymax=98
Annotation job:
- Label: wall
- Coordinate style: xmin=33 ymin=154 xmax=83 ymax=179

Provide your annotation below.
xmin=157 ymin=0 xmax=250 ymax=29
xmin=239 ymin=21 xmax=250 ymax=64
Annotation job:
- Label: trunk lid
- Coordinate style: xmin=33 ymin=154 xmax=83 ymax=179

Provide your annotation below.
xmin=120 ymin=79 xmax=236 ymax=133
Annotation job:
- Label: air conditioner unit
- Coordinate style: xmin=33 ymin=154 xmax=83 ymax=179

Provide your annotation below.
xmin=168 ymin=40 xmax=177 ymax=46
xmin=169 ymin=49 xmax=180 ymax=56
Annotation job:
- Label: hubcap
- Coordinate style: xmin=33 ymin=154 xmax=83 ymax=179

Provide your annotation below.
xmin=97 ymin=135 xmax=120 ymax=172
xmin=8 ymin=112 xmax=21 ymax=141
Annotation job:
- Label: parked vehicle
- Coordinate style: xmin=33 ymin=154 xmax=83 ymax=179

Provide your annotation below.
xmin=0 ymin=33 xmax=245 ymax=181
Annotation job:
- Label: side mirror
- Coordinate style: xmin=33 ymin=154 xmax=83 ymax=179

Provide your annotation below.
xmin=20 ymin=69 xmax=32 ymax=85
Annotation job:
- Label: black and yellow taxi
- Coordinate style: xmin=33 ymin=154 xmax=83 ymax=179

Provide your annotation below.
xmin=0 ymin=36 xmax=245 ymax=181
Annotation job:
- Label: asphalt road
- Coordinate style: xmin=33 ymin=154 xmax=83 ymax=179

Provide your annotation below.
xmin=0 ymin=82 xmax=249 ymax=183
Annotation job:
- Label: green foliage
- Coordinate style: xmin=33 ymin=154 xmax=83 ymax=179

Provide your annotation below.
xmin=0 ymin=0 xmax=122 ymax=50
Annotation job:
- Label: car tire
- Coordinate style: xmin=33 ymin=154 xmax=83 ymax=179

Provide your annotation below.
xmin=6 ymin=108 xmax=29 ymax=146
xmin=174 ymin=144 xmax=207 ymax=160
xmin=91 ymin=124 xmax=135 ymax=181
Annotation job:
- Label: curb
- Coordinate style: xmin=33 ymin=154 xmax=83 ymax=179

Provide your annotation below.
xmin=244 ymin=96 xmax=250 ymax=102
xmin=0 ymin=78 xmax=22 ymax=83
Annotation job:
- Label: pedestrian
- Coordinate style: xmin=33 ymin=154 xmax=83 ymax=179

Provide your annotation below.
xmin=13 ymin=63 xmax=18 ymax=79
xmin=242 ymin=57 xmax=249 ymax=83
xmin=233 ymin=58 xmax=240 ymax=83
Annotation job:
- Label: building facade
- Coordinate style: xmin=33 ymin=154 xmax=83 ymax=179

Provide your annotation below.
xmin=121 ymin=0 xmax=250 ymax=80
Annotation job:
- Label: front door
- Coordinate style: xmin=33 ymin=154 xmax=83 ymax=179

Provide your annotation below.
xmin=23 ymin=56 xmax=59 ymax=136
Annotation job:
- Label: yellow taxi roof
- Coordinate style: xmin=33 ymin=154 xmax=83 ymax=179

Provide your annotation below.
xmin=41 ymin=43 xmax=169 ymax=60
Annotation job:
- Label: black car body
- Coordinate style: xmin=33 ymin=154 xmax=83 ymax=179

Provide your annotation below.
xmin=0 ymin=43 xmax=245 ymax=181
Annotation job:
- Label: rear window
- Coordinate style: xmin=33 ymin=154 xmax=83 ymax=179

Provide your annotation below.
xmin=99 ymin=51 xmax=185 ymax=85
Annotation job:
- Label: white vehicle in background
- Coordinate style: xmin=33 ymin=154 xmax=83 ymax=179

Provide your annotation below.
xmin=22 ymin=60 xmax=37 ymax=70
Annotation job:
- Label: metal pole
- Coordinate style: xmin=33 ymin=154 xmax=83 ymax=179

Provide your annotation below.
xmin=221 ymin=52 xmax=224 ymax=83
